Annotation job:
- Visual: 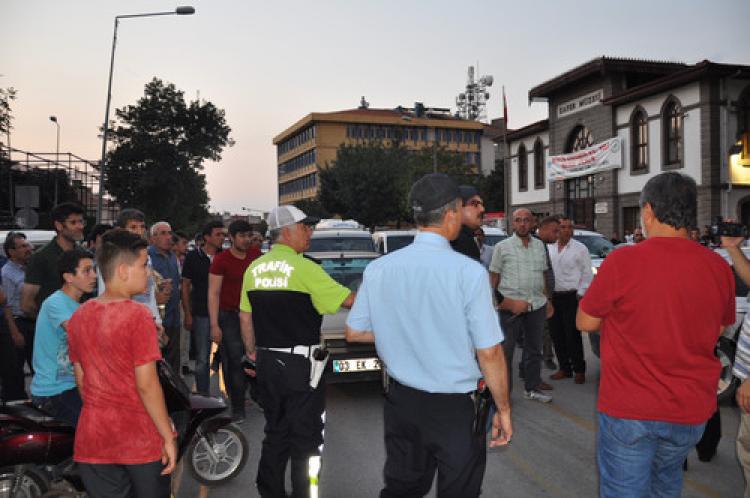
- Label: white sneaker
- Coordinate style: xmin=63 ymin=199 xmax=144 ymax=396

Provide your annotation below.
xmin=524 ymin=389 xmax=552 ymax=403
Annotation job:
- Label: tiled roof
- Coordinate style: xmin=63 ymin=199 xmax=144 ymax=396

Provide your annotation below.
xmin=503 ymin=119 xmax=549 ymax=142
xmin=603 ymin=60 xmax=750 ymax=106
xmin=529 ymin=56 xmax=687 ymax=100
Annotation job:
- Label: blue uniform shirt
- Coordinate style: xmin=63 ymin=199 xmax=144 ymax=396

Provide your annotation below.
xmin=346 ymin=231 xmax=503 ymax=393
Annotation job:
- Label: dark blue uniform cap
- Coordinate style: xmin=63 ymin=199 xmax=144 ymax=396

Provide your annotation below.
xmin=409 ymin=173 xmax=460 ymax=213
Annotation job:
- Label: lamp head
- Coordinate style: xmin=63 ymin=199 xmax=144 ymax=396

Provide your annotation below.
xmin=175 ymin=6 xmax=195 ymax=14
xmin=49 ymin=116 xmax=58 ymax=123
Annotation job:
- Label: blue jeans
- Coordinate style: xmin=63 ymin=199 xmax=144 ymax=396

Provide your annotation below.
xmin=597 ymin=412 xmax=706 ymax=498
xmin=192 ymin=316 xmax=211 ymax=394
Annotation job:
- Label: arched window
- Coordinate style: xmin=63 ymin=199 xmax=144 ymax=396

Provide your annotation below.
xmin=631 ymin=107 xmax=649 ymax=173
xmin=566 ymin=125 xmax=594 ymax=153
xmin=564 ymin=126 xmax=594 ymax=228
xmin=518 ymin=144 xmax=528 ymax=191
xmin=662 ymin=97 xmax=683 ymax=168
xmin=533 ymin=138 xmax=545 ymax=189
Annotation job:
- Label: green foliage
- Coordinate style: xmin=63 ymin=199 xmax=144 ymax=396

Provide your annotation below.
xmin=477 ymin=158 xmax=505 ymax=212
xmin=319 ymin=141 xmax=410 ymax=230
xmin=318 ymin=141 xmax=488 ymax=229
xmin=293 ymin=199 xmax=331 ymax=219
xmin=104 ymin=78 xmax=233 ymax=228
xmin=0 ymin=87 xmax=17 ymax=153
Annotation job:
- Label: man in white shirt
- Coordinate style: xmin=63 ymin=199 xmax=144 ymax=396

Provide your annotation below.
xmin=548 ymin=216 xmax=593 ymax=384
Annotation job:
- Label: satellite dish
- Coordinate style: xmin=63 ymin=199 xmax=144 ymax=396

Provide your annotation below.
xmin=15 ymin=207 xmax=39 ymax=229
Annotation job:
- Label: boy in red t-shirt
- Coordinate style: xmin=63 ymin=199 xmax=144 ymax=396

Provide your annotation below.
xmin=68 ymin=229 xmax=176 ymax=498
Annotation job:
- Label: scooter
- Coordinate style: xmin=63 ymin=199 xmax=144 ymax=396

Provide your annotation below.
xmin=0 ymin=360 xmax=248 ymax=497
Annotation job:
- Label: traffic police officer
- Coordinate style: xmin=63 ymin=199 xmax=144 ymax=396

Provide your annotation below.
xmin=239 ymin=205 xmax=354 ymax=498
xmin=346 ymin=173 xmax=513 ymax=498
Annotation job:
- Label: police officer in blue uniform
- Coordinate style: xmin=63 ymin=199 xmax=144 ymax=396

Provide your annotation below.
xmin=346 ymin=173 xmax=513 ymax=498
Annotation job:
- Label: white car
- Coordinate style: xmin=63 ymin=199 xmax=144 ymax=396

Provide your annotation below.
xmin=372 ymin=230 xmax=416 ymax=255
xmin=572 ymin=229 xmax=615 ymax=274
xmin=307 ymin=230 xmax=375 ymax=253
xmin=481 ymin=226 xmax=508 ymax=247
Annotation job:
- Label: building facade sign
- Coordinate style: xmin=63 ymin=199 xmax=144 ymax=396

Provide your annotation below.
xmin=557 ymin=89 xmax=604 ymax=118
xmin=547 ymin=138 xmax=622 ymax=180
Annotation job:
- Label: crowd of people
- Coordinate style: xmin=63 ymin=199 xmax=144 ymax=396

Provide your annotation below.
xmin=0 ymin=169 xmax=748 ymax=497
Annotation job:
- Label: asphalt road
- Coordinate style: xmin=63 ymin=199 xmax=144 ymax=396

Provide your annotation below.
xmin=175 ymin=342 xmax=745 ymax=498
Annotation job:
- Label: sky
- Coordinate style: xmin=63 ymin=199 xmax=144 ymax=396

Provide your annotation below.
xmin=2 ymin=0 xmax=749 ymax=216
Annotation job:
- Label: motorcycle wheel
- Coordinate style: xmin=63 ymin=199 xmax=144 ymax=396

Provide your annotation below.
xmin=187 ymin=425 xmax=248 ymax=485
xmin=0 ymin=466 xmax=49 ymax=498
xmin=717 ymin=337 xmax=737 ymax=403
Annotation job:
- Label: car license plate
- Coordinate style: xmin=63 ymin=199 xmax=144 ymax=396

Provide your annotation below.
xmin=332 ymin=357 xmax=381 ymax=373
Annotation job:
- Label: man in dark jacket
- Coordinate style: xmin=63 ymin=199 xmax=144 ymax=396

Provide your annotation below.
xmin=450 ymin=185 xmax=485 ymax=260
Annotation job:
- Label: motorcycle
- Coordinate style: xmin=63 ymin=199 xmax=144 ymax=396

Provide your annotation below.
xmin=0 ymin=360 xmax=248 ymax=497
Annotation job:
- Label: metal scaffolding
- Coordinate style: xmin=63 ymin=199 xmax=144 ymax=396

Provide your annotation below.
xmin=0 ymin=146 xmax=119 ymax=228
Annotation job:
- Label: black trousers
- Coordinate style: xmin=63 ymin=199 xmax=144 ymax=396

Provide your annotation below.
xmin=380 ymin=380 xmax=486 ymax=498
xmin=161 ymin=324 xmax=181 ymax=375
xmin=500 ymin=306 xmax=546 ymax=392
xmin=548 ymin=292 xmax=585 ymax=374
xmin=78 ymin=460 xmax=170 ymax=498
xmin=0 ymin=329 xmax=26 ymax=401
xmin=256 ymin=349 xmax=324 ymax=498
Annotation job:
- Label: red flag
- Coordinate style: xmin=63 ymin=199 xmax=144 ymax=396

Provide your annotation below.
xmin=502 ymin=86 xmax=508 ymax=126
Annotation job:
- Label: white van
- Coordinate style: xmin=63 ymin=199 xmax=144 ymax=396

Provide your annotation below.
xmin=372 ymin=230 xmax=417 ymax=255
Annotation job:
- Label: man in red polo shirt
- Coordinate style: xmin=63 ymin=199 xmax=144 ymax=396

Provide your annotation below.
xmin=577 ymin=172 xmax=735 ymax=498
xmin=208 ymin=220 xmax=261 ymax=422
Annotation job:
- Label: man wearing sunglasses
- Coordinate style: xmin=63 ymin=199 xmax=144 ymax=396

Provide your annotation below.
xmin=450 ymin=185 xmax=485 ymax=261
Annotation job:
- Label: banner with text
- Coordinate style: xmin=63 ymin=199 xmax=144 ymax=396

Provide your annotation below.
xmin=547 ymin=138 xmax=622 ymax=180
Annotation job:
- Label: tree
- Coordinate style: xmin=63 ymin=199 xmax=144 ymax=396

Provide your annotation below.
xmin=478 ymin=159 xmax=505 ymax=212
xmin=405 ymin=145 xmax=482 ymax=221
xmin=293 ymin=199 xmax=331 ymax=219
xmin=104 ymin=78 xmax=233 ymax=228
xmin=319 ymin=141 xmax=410 ymax=231
xmin=0 ymin=86 xmax=16 ymax=154
xmin=318 ymin=141 xmax=491 ymax=229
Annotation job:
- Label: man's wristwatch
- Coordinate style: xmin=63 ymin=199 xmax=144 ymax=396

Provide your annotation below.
xmin=527 ymin=302 xmax=533 ymax=312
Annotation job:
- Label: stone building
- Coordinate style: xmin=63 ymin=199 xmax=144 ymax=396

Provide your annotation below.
xmin=502 ymin=57 xmax=750 ymax=237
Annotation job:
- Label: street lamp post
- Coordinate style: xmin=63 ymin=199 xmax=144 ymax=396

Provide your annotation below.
xmin=49 ymin=116 xmax=60 ymax=205
xmin=97 ymin=6 xmax=195 ymax=223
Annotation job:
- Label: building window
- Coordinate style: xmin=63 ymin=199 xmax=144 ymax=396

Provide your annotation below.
xmin=564 ymin=126 xmax=595 ymax=228
xmin=662 ymin=97 xmax=683 ymax=168
xmin=738 ymin=86 xmax=750 ymax=138
xmin=567 ymin=125 xmax=594 ymax=152
xmin=533 ymin=138 xmax=545 ymax=189
xmin=518 ymin=144 xmax=528 ymax=192
xmin=630 ymin=107 xmax=649 ymax=173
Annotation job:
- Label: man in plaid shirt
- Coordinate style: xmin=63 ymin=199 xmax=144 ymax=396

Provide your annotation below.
xmin=722 ymin=235 xmax=750 ymax=495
